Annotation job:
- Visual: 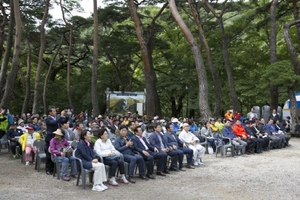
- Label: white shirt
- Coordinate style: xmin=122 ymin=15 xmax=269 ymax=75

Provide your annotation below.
xmin=178 ymin=129 xmax=199 ymax=144
xmin=94 ymin=138 xmax=117 ymax=157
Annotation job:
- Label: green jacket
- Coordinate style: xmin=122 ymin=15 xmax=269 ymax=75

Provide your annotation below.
xmin=0 ymin=114 xmax=8 ymax=131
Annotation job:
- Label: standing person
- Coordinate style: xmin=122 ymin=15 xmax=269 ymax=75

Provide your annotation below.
xmin=0 ymin=107 xmax=8 ymax=139
xmin=19 ymin=126 xmax=41 ymax=165
xmin=45 ymin=106 xmax=69 ymax=175
xmin=76 ymin=130 xmax=108 ymax=192
xmin=247 ymin=107 xmax=258 ymax=121
xmin=269 ymin=109 xmax=280 ymax=123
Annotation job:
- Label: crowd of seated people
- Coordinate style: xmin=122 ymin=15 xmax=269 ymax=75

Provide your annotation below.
xmin=0 ymin=107 xmax=294 ymax=192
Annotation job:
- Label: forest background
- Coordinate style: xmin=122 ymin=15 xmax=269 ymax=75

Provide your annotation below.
xmin=0 ymin=0 xmax=299 ymax=125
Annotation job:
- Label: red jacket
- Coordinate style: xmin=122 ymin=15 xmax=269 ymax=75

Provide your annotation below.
xmin=232 ymin=124 xmax=249 ymax=139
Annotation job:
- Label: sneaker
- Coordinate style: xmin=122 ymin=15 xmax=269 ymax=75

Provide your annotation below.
xmin=25 ymin=161 xmax=29 ymax=166
xmin=193 ymin=162 xmax=199 ymax=166
xmin=109 ymin=177 xmax=118 ymax=186
xmin=92 ymin=185 xmax=105 ymax=192
xmin=70 ymin=174 xmax=78 ymax=178
xmin=13 ymin=154 xmax=17 ymax=159
xmin=61 ymin=175 xmax=70 ymax=181
xmin=119 ymin=175 xmax=129 ymax=184
xmin=99 ymin=183 xmax=108 ymax=190
xmin=198 ymin=162 xmax=204 ymax=165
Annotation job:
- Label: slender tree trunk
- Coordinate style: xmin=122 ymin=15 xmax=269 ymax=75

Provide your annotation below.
xmin=188 ymin=0 xmax=221 ymax=117
xmin=127 ymin=0 xmax=162 ymax=118
xmin=292 ymin=0 xmax=300 ymax=47
xmin=32 ymin=0 xmax=50 ymax=114
xmin=169 ymin=0 xmax=211 ymax=122
xmin=0 ymin=0 xmax=14 ymax=96
xmin=269 ymin=0 xmax=278 ymax=112
xmin=21 ymin=38 xmax=32 ymax=114
xmin=43 ymin=35 xmax=64 ymax=114
xmin=0 ymin=0 xmax=23 ymax=108
xmin=205 ymin=0 xmax=240 ymax=113
xmin=0 ymin=1 xmax=7 ymax=59
xmin=91 ymin=0 xmax=99 ymax=116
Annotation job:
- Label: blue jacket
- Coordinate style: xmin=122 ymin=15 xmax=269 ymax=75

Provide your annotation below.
xmin=172 ymin=123 xmax=180 ymax=133
xmin=131 ymin=135 xmax=155 ymax=153
xmin=76 ymin=140 xmax=96 ymax=170
xmin=163 ymin=132 xmax=183 ymax=148
xmin=222 ymin=126 xmax=236 ymax=139
xmin=113 ymin=136 xmax=135 ymax=156
xmin=7 ymin=128 xmax=23 ymax=141
xmin=45 ymin=116 xmax=69 ymax=142
xmin=149 ymin=132 xmax=168 ymax=151
xmin=266 ymin=123 xmax=277 ymax=133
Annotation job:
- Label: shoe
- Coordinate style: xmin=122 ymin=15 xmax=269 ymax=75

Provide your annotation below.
xmin=109 ymin=177 xmax=118 ymax=186
xmin=156 ymin=171 xmax=166 ymax=176
xmin=92 ymin=185 xmax=105 ymax=192
xmin=128 ymin=177 xmax=136 ymax=183
xmin=139 ymin=175 xmax=149 ymax=180
xmin=186 ymin=165 xmax=195 ymax=169
xmin=61 ymin=175 xmax=70 ymax=181
xmin=163 ymin=170 xmax=169 ymax=174
xmin=193 ymin=162 xmax=199 ymax=166
xmin=25 ymin=161 xmax=29 ymax=166
xmin=198 ymin=162 xmax=204 ymax=165
xmin=100 ymin=183 xmax=108 ymax=190
xmin=46 ymin=171 xmax=53 ymax=175
xmin=119 ymin=175 xmax=129 ymax=184
xmin=179 ymin=167 xmax=186 ymax=171
xmin=70 ymin=174 xmax=78 ymax=178
xmin=13 ymin=154 xmax=18 ymax=159
xmin=146 ymin=174 xmax=156 ymax=179
xmin=169 ymin=167 xmax=180 ymax=172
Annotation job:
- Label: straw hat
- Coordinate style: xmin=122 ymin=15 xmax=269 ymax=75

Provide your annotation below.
xmin=53 ymin=129 xmax=63 ymax=136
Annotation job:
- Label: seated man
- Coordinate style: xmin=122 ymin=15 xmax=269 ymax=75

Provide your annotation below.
xmin=258 ymin=118 xmax=280 ymax=149
xmin=7 ymin=121 xmax=23 ymax=158
xmin=132 ymin=126 xmax=167 ymax=178
xmin=179 ymin=123 xmax=205 ymax=166
xmin=149 ymin=124 xmax=178 ymax=172
xmin=274 ymin=119 xmax=291 ymax=146
xmin=266 ymin=119 xmax=285 ymax=148
xmin=232 ymin=119 xmax=256 ymax=154
xmin=244 ymin=121 xmax=264 ymax=153
xmin=19 ymin=126 xmax=41 ymax=165
xmin=164 ymin=123 xmax=194 ymax=170
xmin=249 ymin=120 xmax=270 ymax=151
xmin=222 ymin=119 xmax=247 ymax=155
xmin=114 ymin=125 xmax=148 ymax=183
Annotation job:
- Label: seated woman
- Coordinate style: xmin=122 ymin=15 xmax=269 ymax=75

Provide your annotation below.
xmin=19 ymin=126 xmax=41 ymax=165
xmin=76 ymin=130 xmax=108 ymax=192
xmin=50 ymin=129 xmax=77 ymax=181
xmin=94 ymin=128 xmax=128 ymax=186
xmin=200 ymin=122 xmax=216 ymax=152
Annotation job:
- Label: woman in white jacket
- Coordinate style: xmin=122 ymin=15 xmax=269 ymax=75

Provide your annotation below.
xmin=94 ymin=128 xmax=128 ymax=186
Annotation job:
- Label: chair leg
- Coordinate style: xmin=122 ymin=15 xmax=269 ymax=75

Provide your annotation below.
xmin=82 ymin=172 xmax=86 ymax=189
xmin=76 ymin=171 xmax=81 ymax=186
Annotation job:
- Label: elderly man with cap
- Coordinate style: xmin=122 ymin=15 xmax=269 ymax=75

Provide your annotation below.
xmin=19 ymin=126 xmax=41 ymax=165
xmin=17 ymin=119 xmax=27 ymax=133
xmin=50 ymin=129 xmax=77 ymax=181
xmin=7 ymin=121 xmax=23 ymax=158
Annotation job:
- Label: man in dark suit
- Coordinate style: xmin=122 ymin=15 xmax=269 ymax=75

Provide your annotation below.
xmin=132 ymin=126 xmax=167 ymax=178
xmin=244 ymin=120 xmax=264 ymax=153
xmin=164 ymin=123 xmax=194 ymax=170
xmin=45 ymin=106 xmax=69 ymax=175
xmin=149 ymin=124 xmax=178 ymax=173
xmin=250 ymin=120 xmax=270 ymax=151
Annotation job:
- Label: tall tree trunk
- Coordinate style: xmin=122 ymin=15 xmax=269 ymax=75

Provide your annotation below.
xmin=269 ymin=0 xmax=278 ymax=112
xmin=169 ymin=0 xmax=211 ymax=122
xmin=205 ymin=0 xmax=240 ymax=113
xmin=292 ymin=0 xmax=300 ymax=47
xmin=0 ymin=0 xmax=22 ymax=108
xmin=188 ymin=0 xmax=221 ymax=117
xmin=32 ymin=0 xmax=50 ymax=114
xmin=43 ymin=35 xmax=64 ymax=114
xmin=0 ymin=0 xmax=14 ymax=96
xmin=91 ymin=0 xmax=99 ymax=116
xmin=0 ymin=1 xmax=8 ymax=59
xmin=21 ymin=38 xmax=32 ymax=114
xmin=127 ymin=0 xmax=162 ymax=118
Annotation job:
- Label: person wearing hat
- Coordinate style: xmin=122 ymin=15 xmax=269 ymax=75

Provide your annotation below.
xmin=17 ymin=119 xmax=27 ymax=133
xmin=171 ymin=118 xmax=180 ymax=134
xmin=49 ymin=129 xmax=77 ymax=181
xmin=19 ymin=126 xmax=41 ymax=165
xmin=7 ymin=121 xmax=23 ymax=158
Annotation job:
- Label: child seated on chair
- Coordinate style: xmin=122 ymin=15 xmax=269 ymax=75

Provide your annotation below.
xmin=19 ymin=125 xmax=40 ymax=165
xmin=50 ymin=129 xmax=77 ymax=181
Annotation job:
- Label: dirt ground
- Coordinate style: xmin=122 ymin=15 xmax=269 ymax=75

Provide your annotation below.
xmin=0 ymin=137 xmax=300 ymax=200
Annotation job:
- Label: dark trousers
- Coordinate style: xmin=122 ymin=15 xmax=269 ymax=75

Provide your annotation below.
xmin=167 ymin=150 xmax=178 ymax=169
xmin=45 ymin=141 xmax=54 ymax=172
xmin=143 ymin=151 xmax=167 ymax=174
xmin=252 ymin=138 xmax=264 ymax=153
xmin=269 ymin=135 xmax=281 ymax=149
xmin=177 ymin=147 xmax=193 ymax=167
xmin=104 ymin=158 xmax=125 ymax=177
xmin=261 ymin=137 xmax=270 ymax=150
xmin=124 ymin=154 xmax=145 ymax=177
xmin=244 ymin=139 xmax=256 ymax=153
xmin=10 ymin=140 xmax=21 ymax=155
xmin=0 ymin=130 xmax=6 ymax=139
xmin=207 ymin=138 xmax=216 ymax=152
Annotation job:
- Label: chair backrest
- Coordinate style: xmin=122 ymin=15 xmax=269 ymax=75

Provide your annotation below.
xmin=70 ymin=140 xmax=78 ymax=149
xmin=33 ymin=140 xmax=46 ymax=153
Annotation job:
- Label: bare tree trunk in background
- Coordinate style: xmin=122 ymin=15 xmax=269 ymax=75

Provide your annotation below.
xmin=32 ymin=0 xmax=50 ymax=114
xmin=21 ymin=38 xmax=32 ymax=114
xmin=42 ymin=35 xmax=64 ymax=114
xmin=269 ymin=0 xmax=278 ymax=112
xmin=91 ymin=0 xmax=100 ymax=116
xmin=169 ymin=0 xmax=211 ymax=122
xmin=292 ymin=0 xmax=300 ymax=47
xmin=0 ymin=0 xmax=14 ymax=96
xmin=188 ymin=0 xmax=221 ymax=117
xmin=0 ymin=0 xmax=23 ymax=108
xmin=127 ymin=0 xmax=163 ymax=118
xmin=0 ymin=1 xmax=7 ymax=59
xmin=205 ymin=0 xmax=240 ymax=113
xmin=284 ymin=19 xmax=300 ymax=132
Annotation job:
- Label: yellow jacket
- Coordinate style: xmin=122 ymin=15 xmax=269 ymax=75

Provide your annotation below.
xmin=19 ymin=132 xmax=41 ymax=151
